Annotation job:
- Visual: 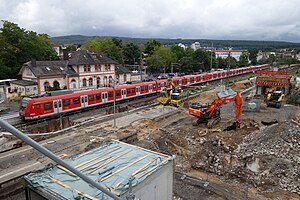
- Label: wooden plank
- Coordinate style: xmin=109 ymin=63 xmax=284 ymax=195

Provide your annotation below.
xmin=131 ymin=158 xmax=157 ymax=176
xmin=75 ymin=146 xmax=121 ymax=168
xmin=57 ymin=165 xmax=76 ymax=176
xmin=113 ymin=139 xmax=171 ymax=159
xmin=137 ymin=165 xmax=159 ymax=179
xmin=79 ymin=156 xmax=111 ymax=171
xmin=100 ymin=155 xmax=147 ymax=182
xmin=44 ymin=174 xmax=98 ymax=200
xmin=73 ymin=144 xmax=109 ymax=160
xmin=113 ymin=158 xmax=157 ymax=189
xmin=87 ymin=149 xmax=132 ymax=174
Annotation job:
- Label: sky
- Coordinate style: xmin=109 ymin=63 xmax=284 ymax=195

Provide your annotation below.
xmin=1 ymin=0 xmax=300 ymax=42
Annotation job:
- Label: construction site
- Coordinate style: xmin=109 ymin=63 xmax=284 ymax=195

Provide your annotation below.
xmin=0 ymin=68 xmax=300 ymax=200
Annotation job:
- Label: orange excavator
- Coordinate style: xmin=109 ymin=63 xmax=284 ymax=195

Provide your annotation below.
xmin=189 ymin=89 xmax=242 ymax=128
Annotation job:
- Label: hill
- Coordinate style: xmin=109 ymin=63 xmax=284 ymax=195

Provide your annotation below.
xmin=50 ymin=35 xmax=300 ymax=51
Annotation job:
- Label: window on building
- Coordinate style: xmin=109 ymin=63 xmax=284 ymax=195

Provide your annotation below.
xmin=83 ymin=79 xmax=87 ymax=87
xmin=89 ymin=78 xmax=93 ymax=86
xmin=33 ymin=87 xmax=37 ymax=90
xmin=84 ymin=65 xmax=87 ymax=72
xmin=63 ymin=99 xmax=70 ymax=106
xmin=44 ymin=103 xmax=52 ymax=110
xmin=73 ymin=98 xmax=80 ymax=104
xmin=87 ymin=65 xmax=91 ymax=72
xmin=124 ymin=74 xmax=127 ymax=82
xmin=44 ymin=82 xmax=50 ymax=91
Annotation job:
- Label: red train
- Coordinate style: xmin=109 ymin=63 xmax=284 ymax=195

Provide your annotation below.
xmin=19 ymin=64 xmax=269 ymax=120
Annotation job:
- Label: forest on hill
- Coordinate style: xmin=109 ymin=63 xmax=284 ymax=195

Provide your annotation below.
xmin=51 ymin=35 xmax=300 ymax=51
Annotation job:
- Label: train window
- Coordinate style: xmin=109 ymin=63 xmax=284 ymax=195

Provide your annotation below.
xmin=116 ymin=91 xmax=121 ymax=96
xmin=44 ymin=103 xmax=52 ymax=110
xmin=89 ymin=95 xmax=94 ymax=101
xmin=131 ymin=88 xmax=135 ymax=93
xmin=127 ymin=89 xmax=131 ymax=94
xmin=153 ymin=85 xmax=156 ymax=89
xmin=141 ymin=86 xmax=145 ymax=91
xmin=108 ymin=92 xmax=113 ymax=98
xmin=63 ymin=99 xmax=70 ymax=106
xmin=73 ymin=98 xmax=80 ymax=104
xmin=36 ymin=104 xmax=40 ymax=109
xmin=96 ymin=94 xmax=101 ymax=100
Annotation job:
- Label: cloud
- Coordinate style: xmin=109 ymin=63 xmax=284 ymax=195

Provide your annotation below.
xmin=1 ymin=0 xmax=300 ymax=42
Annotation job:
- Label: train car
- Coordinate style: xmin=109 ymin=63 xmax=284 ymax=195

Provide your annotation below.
xmin=20 ymin=65 xmax=269 ymax=120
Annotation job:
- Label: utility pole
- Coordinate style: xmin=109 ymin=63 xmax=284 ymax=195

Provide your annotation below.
xmin=210 ymin=42 xmax=213 ymax=71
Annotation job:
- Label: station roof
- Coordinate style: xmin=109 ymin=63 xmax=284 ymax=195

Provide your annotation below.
xmin=24 ymin=140 xmax=172 ymax=200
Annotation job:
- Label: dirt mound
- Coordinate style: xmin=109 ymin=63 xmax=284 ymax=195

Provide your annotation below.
xmin=233 ymin=122 xmax=300 ymax=194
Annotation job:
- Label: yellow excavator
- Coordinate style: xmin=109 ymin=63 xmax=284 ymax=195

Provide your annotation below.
xmin=265 ymin=88 xmax=285 ymax=108
xmin=157 ymin=79 xmax=184 ymax=107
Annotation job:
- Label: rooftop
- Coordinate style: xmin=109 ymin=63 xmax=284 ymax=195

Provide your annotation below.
xmin=24 ymin=140 xmax=172 ymax=199
xmin=10 ymin=80 xmax=38 ymax=86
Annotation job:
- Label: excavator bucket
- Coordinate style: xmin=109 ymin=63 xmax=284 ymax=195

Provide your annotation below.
xmin=156 ymin=97 xmax=171 ymax=105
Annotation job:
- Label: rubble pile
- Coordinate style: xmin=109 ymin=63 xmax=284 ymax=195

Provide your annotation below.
xmin=233 ymin=122 xmax=300 ymax=194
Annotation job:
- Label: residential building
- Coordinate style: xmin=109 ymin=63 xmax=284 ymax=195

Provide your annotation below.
xmin=18 ymin=50 xmax=118 ymax=94
xmin=10 ymin=80 xmax=38 ymax=96
xmin=116 ymin=65 xmax=132 ymax=84
xmin=213 ymin=50 xmax=244 ymax=61
xmin=191 ymin=42 xmax=201 ymax=51
xmin=177 ymin=43 xmax=187 ymax=49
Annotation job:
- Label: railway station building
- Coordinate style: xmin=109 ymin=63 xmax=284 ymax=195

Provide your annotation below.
xmin=18 ymin=50 xmax=118 ymax=94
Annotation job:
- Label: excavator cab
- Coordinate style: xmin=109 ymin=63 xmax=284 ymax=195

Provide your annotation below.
xmin=266 ymin=90 xmax=284 ymax=108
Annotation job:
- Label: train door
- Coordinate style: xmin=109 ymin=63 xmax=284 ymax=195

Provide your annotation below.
xmin=81 ymin=95 xmax=88 ymax=107
xmin=148 ymin=84 xmax=153 ymax=93
xmin=161 ymin=82 xmax=165 ymax=91
xmin=53 ymin=99 xmax=62 ymax=113
xmin=121 ymin=89 xmax=126 ymax=99
xmin=102 ymin=92 xmax=108 ymax=103
xmin=136 ymin=86 xmax=140 ymax=95
xmin=187 ymin=78 xmax=190 ymax=85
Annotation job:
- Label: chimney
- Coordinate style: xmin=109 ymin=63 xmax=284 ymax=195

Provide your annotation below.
xmin=62 ymin=49 xmax=69 ymax=60
xmin=31 ymin=59 xmax=37 ymax=67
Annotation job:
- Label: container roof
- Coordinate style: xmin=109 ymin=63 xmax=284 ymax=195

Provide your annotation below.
xmin=25 ymin=140 xmax=172 ymax=200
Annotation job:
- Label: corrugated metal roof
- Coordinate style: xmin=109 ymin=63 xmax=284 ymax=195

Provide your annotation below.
xmin=24 ymin=140 xmax=172 ymax=199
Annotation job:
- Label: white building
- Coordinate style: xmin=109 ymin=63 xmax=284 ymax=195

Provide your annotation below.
xmin=9 ymin=80 xmax=38 ymax=96
xmin=191 ymin=42 xmax=201 ymax=51
xmin=177 ymin=43 xmax=187 ymax=49
xmin=18 ymin=50 xmax=118 ymax=95
xmin=213 ymin=50 xmax=244 ymax=61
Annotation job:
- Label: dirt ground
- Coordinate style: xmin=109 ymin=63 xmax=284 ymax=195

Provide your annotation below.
xmin=116 ymin=85 xmax=300 ymax=200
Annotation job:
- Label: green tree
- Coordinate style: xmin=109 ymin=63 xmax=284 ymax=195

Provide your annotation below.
xmin=144 ymin=40 xmax=161 ymax=55
xmin=170 ymin=46 xmax=186 ymax=61
xmin=192 ymin=49 xmax=211 ymax=72
xmin=238 ymin=51 xmax=249 ymax=67
xmin=225 ymin=56 xmax=238 ymax=68
xmin=146 ymin=47 xmax=177 ymax=73
xmin=0 ymin=21 xmax=58 ymax=79
xmin=249 ymin=50 xmax=258 ymax=65
xmin=84 ymin=36 xmax=123 ymax=64
xmin=216 ymin=57 xmax=227 ymax=69
xmin=123 ymin=43 xmax=141 ymax=65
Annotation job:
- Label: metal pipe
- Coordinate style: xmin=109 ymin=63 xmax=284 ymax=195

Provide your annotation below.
xmin=0 ymin=118 xmax=121 ymax=200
